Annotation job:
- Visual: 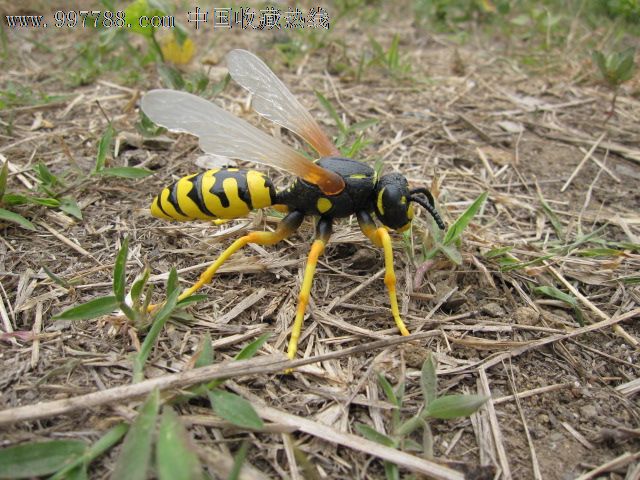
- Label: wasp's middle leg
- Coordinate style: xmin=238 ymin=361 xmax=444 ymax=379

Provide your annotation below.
xmin=356 ymin=210 xmax=410 ymax=336
xmin=178 ymin=210 xmax=304 ymax=302
xmin=287 ymin=216 xmax=332 ymax=360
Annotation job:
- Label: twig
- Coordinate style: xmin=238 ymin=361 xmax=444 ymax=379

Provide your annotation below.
xmin=506 ymin=361 xmax=541 ymax=480
xmin=574 ymin=451 xmax=640 ymax=480
xmin=230 ymin=382 xmax=464 ymax=480
xmin=546 ymin=263 xmax=638 ymax=347
xmin=458 ymin=114 xmax=496 ymax=144
xmin=30 ymin=302 xmax=42 ymax=369
xmin=561 ymin=422 xmax=594 ymax=450
xmin=493 ymin=382 xmax=574 ymax=404
xmin=0 ymin=331 xmax=442 ymax=427
xmin=479 ymin=368 xmax=512 ymax=480
xmin=561 ymin=132 xmax=606 ymax=192
xmin=443 ymin=307 xmax=640 ymax=375
xmin=616 ymin=378 xmax=640 ymax=397
xmin=325 ymin=269 xmax=384 ymax=313
xmin=0 ymin=286 xmax=14 ymax=337
xmin=281 ymin=433 xmax=301 ymax=480
xmin=215 ymin=289 xmax=268 ymax=324
xmin=39 ymin=221 xmax=102 ymax=266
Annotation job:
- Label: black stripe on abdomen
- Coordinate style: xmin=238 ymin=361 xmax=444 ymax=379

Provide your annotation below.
xmin=186 ymin=173 xmax=216 ymax=218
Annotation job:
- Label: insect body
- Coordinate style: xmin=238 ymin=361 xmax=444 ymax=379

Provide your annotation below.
xmin=142 ymin=50 xmax=445 ymax=361
xmin=151 ymin=168 xmax=276 ymax=222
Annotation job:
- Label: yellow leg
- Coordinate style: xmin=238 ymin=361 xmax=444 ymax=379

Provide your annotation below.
xmin=376 ymin=227 xmax=410 ymax=336
xmin=287 ymin=239 xmax=326 ymax=360
xmin=286 ymin=217 xmax=332 ymax=361
xmin=150 ymin=211 xmax=304 ymax=310
xmin=357 ymin=211 xmax=410 ymax=337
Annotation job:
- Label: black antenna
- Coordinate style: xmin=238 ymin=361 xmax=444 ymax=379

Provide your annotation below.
xmin=409 ymin=188 xmax=446 ymax=230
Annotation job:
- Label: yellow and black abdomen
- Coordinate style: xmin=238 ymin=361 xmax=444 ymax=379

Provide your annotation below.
xmin=151 ymin=168 xmax=276 ymax=221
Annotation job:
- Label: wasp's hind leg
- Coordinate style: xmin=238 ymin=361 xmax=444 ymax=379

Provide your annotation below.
xmin=178 ymin=211 xmax=305 ymax=302
xmin=356 ymin=211 xmax=410 ymax=337
xmin=287 ymin=217 xmax=332 ymax=361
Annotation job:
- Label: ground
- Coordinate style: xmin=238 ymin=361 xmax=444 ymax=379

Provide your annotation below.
xmin=1 ymin=1 xmax=639 ymax=479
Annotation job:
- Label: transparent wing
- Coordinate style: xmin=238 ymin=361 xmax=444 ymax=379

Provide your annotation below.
xmin=141 ymin=89 xmax=344 ymax=195
xmin=227 ymin=49 xmax=340 ymax=158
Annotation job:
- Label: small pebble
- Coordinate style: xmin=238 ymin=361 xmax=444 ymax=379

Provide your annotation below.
xmin=513 ymin=306 xmax=540 ymax=325
xmin=548 ymin=432 xmax=564 ymax=443
xmin=580 ymin=404 xmax=598 ymax=419
xmin=481 ymin=302 xmax=505 ymax=317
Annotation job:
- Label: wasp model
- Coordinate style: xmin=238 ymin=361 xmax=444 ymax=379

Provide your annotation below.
xmin=141 ymin=49 xmax=445 ymax=361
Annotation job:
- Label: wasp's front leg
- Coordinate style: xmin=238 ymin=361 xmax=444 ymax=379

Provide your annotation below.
xmin=356 ymin=210 xmax=410 ymax=337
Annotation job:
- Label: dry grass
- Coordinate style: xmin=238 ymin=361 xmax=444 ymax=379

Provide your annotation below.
xmin=1 ymin=3 xmax=639 ymax=479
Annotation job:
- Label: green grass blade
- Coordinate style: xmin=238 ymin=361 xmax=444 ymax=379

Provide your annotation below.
xmin=156 ymin=407 xmax=204 ymax=480
xmin=484 ymin=246 xmax=513 ymax=258
xmin=0 ymin=440 xmax=86 ymax=479
xmin=377 ymin=373 xmax=399 ymax=408
xmin=54 ymin=296 xmax=119 ymax=321
xmin=50 ymin=424 xmax=129 ymax=480
xmin=157 ymin=64 xmax=185 ymax=90
xmin=388 ymin=34 xmax=400 ymax=69
xmin=207 ymin=389 xmax=264 ymax=430
xmin=110 ymin=390 xmax=160 ymax=480
xmin=0 ymin=207 xmax=36 ymax=231
xmin=194 ymin=333 xmax=214 ymax=368
xmin=234 ymin=333 xmax=270 ymax=361
xmin=130 ymin=268 xmax=151 ymax=305
xmin=443 ymin=192 xmax=487 ymax=246
xmin=592 ymin=50 xmax=607 ymax=79
xmin=60 ymin=464 xmax=88 ymax=480
xmin=354 ymin=423 xmax=396 ymax=448
xmin=26 ymin=196 xmax=59 ymax=207
xmin=165 ymin=265 xmax=179 ymax=295
xmin=113 ymin=238 xmax=129 ymax=303
xmin=534 ymin=286 xmax=584 ymax=325
xmin=395 ymin=415 xmax=424 ymax=437
xmin=349 ymin=118 xmax=378 ymax=132
xmin=537 ymin=193 xmax=564 ymax=239
xmin=59 ymin=197 xmax=83 ymax=220
xmin=533 ymin=286 xmax=577 ymax=307
xmin=228 ymin=441 xmax=249 ymax=480
xmin=370 ymin=37 xmax=384 ymax=60
xmin=210 ymin=72 xmax=231 ymax=96
xmin=35 ymin=161 xmax=58 ymax=187
xmin=95 ymin=124 xmax=115 ymax=173
xmin=42 ymin=266 xmax=72 ymax=289
xmin=0 ymin=159 xmax=8 ymax=200
xmin=98 ymin=167 xmax=153 ymax=179
xmin=133 ymin=269 xmax=180 ymax=382
xmin=424 ymin=394 xmax=488 ymax=419
xmin=394 ymin=382 xmax=405 ymax=407
xmin=175 ymin=294 xmax=207 ymax=307
xmin=420 ymin=353 xmax=437 ymax=406
xmin=1 ymin=193 xmax=30 ymax=205
xmin=576 ymin=247 xmax=624 ymax=257
xmin=615 ymin=47 xmax=636 ymax=82
xmin=441 ymin=243 xmax=463 ymax=265
xmin=384 ymin=461 xmax=400 ymax=480
xmin=203 ymin=334 xmax=270 ymax=391
xmin=314 ymin=91 xmax=345 ymax=133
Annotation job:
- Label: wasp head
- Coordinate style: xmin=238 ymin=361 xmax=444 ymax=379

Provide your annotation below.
xmin=374 ymin=174 xmax=446 ymax=232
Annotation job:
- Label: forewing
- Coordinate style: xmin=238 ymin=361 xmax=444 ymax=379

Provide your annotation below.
xmin=227 ymin=49 xmax=340 ymax=158
xmin=141 ymin=89 xmax=344 ymax=194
